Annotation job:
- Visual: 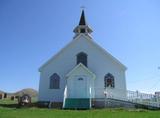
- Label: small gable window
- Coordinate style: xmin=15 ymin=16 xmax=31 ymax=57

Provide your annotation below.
xmin=77 ymin=52 xmax=87 ymax=67
xmin=50 ymin=73 xmax=60 ymax=89
xmin=104 ymin=73 xmax=115 ymax=88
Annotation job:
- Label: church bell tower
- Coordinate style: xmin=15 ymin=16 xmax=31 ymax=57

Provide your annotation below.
xmin=73 ymin=10 xmax=93 ymax=38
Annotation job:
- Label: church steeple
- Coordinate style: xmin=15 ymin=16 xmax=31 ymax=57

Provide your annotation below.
xmin=79 ymin=10 xmax=86 ymax=25
xmin=73 ymin=10 xmax=93 ymax=38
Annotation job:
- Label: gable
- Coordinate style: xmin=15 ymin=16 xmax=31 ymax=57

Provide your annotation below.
xmin=39 ymin=34 xmax=127 ymax=72
xmin=66 ymin=63 xmax=96 ymax=79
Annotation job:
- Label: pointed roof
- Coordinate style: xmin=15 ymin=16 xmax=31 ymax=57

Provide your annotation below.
xmin=66 ymin=63 xmax=96 ymax=79
xmin=79 ymin=10 xmax=86 ymax=25
xmin=73 ymin=10 xmax=92 ymax=35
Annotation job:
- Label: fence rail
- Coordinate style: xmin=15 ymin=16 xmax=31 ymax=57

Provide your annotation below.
xmin=104 ymin=88 xmax=160 ymax=108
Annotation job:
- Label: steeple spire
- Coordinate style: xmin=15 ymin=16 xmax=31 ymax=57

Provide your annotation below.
xmin=79 ymin=10 xmax=86 ymax=25
xmin=73 ymin=10 xmax=93 ymax=38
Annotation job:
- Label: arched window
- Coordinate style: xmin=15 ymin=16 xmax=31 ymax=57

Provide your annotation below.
xmin=104 ymin=73 xmax=115 ymax=88
xmin=50 ymin=73 xmax=60 ymax=89
xmin=77 ymin=52 xmax=87 ymax=67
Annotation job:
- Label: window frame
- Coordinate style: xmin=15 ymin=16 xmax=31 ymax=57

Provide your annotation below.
xmin=49 ymin=73 xmax=60 ymax=89
xmin=104 ymin=73 xmax=115 ymax=88
xmin=76 ymin=52 xmax=88 ymax=67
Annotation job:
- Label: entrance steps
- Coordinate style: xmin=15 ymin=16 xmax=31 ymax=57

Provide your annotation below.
xmin=63 ymin=98 xmax=91 ymax=109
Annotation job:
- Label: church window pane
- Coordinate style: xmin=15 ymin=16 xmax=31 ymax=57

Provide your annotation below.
xmin=104 ymin=73 xmax=115 ymax=88
xmin=50 ymin=73 xmax=60 ymax=89
xmin=78 ymin=78 xmax=83 ymax=80
xmin=77 ymin=52 xmax=87 ymax=67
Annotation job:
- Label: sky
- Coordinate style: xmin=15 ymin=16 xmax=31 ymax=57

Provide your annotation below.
xmin=0 ymin=0 xmax=160 ymax=94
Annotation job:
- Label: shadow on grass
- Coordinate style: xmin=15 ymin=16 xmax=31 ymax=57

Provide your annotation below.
xmin=0 ymin=103 xmax=38 ymax=109
xmin=0 ymin=103 xmax=19 ymax=108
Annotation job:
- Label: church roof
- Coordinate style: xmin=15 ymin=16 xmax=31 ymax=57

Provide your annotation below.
xmin=39 ymin=34 xmax=127 ymax=72
xmin=79 ymin=10 xmax=86 ymax=25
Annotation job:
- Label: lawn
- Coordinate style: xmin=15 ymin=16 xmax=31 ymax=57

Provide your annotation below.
xmin=0 ymin=99 xmax=160 ymax=118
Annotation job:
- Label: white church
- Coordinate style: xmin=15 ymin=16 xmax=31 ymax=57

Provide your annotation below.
xmin=38 ymin=10 xmax=127 ymax=109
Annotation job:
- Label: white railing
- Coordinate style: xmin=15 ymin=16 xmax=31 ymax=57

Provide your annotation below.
xmin=62 ymin=85 xmax=68 ymax=108
xmin=62 ymin=86 xmax=160 ymax=108
xmin=103 ymin=88 xmax=160 ymax=108
xmin=89 ymin=87 xmax=92 ymax=108
xmin=126 ymin=90 xmax=160 ymax=107
xmin=62 ymin=86 xmax=92 ymax=108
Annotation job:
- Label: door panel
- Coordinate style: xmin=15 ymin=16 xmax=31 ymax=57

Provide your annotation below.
xmin=74 ymin=77 xmax=87 ymax=98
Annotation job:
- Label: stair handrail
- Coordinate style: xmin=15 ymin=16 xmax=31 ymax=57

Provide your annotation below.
xmin=63 ymin=85 xmax=67 ymax=108
xmin=89 ymin=87 xmax=92 ymax=108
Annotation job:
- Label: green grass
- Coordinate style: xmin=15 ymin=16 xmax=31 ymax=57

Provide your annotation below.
xmin=1 ymin=108 xmax=160 ymax=118
xmin=0 ymin=99 xmax=160 ymax=118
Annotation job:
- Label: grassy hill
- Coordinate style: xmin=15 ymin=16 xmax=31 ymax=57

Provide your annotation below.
xmin=14 ymin=88 xmax=38 ymax=97
xmin=0 ymin=88 xmax=38 ymax=98
xmin=0 ymin=90 xmax=4 ymax=94
xmin=0 ymin=88 xmax=38 ymax=104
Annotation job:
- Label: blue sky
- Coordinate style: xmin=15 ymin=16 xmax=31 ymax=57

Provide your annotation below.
xmin=0 ymin=0 xmax=160 ymax=93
